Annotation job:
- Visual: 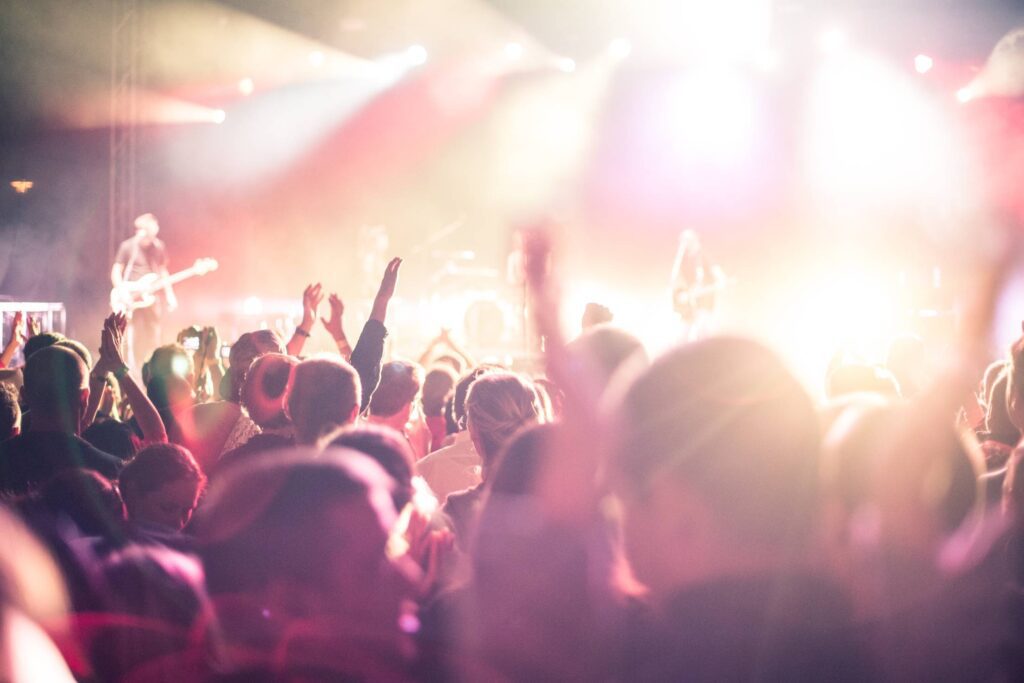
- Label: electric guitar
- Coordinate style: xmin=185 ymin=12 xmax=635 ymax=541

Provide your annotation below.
xmin=111 ymin=258 xmax=219 ymax=314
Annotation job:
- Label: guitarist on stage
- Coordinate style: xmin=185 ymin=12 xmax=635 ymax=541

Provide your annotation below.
xmin=671 ymin=229 xmax=725 ymax=342
xmin=111 ymin=213 xmax=178 ymax=367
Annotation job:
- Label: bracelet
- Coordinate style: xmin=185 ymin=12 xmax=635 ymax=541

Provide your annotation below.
xmin=113 ymin=365 xmax=130 ymax=379
xmin=295 ymin=326 xmax=311 ymax=338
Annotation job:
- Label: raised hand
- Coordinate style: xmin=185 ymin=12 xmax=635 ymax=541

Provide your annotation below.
xmin=10 ymin=312 xmax=26 ymax=346
xmin=320 ymin=293 xmax=346 ymax=341
xmin=26 ymin=315 xmax=41 ymax=338
xmin=300 ymin=283 xmax=324 ymax=331
xmin=375 ymin=258 xmax=402 ymax=302
xmin=95 ymin=313 xmax=129 ymax=376
xmin=198 ymin=326 xmax=221 ymax=366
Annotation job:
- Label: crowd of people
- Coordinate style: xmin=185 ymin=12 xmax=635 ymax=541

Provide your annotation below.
xmin=0 ymin=228 xmax=1023 ymax=682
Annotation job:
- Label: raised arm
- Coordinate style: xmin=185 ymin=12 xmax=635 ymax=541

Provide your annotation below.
xmin=523 ymin=226 xmax=612 ymax=525
xmin=286 ymin=283 xmax=323 ymax=357
xmin=321 ymin=293 xmax=352 ymax=359
xmin=93 ymin=313 xmax=168 ymax=444
xmin=351 ymin=258 xmax=402 ymax=410
xmin=0 ymin=312 xmax=27 ymax=368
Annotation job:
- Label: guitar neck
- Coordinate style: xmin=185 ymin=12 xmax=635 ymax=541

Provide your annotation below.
xmin=148 ymin=267 xmax=204 ymax=291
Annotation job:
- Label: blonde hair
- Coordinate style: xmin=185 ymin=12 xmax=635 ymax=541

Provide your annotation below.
xmin=465 ymin=372 xmax=546 ymax=468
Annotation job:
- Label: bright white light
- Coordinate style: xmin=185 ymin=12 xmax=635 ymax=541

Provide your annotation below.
xmin=406 ymin=45 xmax=428 ymax=66
xmin=557 ymin=57 xmax=576 ymax=73
xmin=774 ymin=266 xmax=899 ymax=392
xmin=237 ymin=77 xmax=254 ymax=96
xmin=504 ymin=42 xmax=523 ymax=60
xmin=212 ymin=109 xmax=226 ymax=124
xmin=308 ymin=51 xmax=326 ymax=68
xmin=818 ymin=28 xmax=848 ymax=55
xmin=805 ymin=52 xmax=969 ymax=207
xmin=608 ymin=38 xmax=632 ymax=60
xmin=753 ymin=48 xmax=781 ymax=72
xmin=242 ymin=296 xmax=264 ymax=316
xmin=914 ymin=54 xmax=934 ymax=74
xmin=663 ymin=67 xmax=756 ymax=166
xmin=652 ymin=0 xmax=773 ymax=62
xmin=956 ymin=86 xmax=974 ymax=103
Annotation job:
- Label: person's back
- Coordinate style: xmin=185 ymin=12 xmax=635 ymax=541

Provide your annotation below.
xmin=0 ymin=346 xmax=120 ymax=496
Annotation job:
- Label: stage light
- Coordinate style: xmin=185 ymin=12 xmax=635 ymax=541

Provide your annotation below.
xmin=308 ymin=51 xmax=326 ymax=68
xmin=212 ymin=109 xmax=226 ymax=124
xmin=818 ymin=28 xmax=848 ymax=55
xmin=608 ymin=38 xmax=632 ymax=60
xmin=805 ymin=52 xmax=969 ymax=208
xmin=914 ymin=54 xmax=933 ymax=74
xmin=753 ymin=48 xmax=781 ymax=72
xmin=557 ymin=57 xmax=576 ymax=73
xmin=956 ymin=86 xmax=974 ymax=103
xmin=237 ymin=77 xmax=254 ymax=96
xmin=504 ymin=42 xmax=523 ymax=60
xmin=406 ymin=44 xmax=428 ymax=66
xmin=10 ymin=180 xmax=33 ymax=194
xmin=242 ymin=296 xmax=264 ymax=316
xmin=663 ymin=66 xmax=756 ymax=166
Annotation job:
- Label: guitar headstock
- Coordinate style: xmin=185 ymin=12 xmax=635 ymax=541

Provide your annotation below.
xmin=192 ymin=258 xmax=219 ymax=275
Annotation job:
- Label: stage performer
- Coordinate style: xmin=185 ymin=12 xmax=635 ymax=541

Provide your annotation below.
xmin=111 ymin=213 xmax=177 ymax=368
xmin=670 ymin=229 xmax=725 ymax=341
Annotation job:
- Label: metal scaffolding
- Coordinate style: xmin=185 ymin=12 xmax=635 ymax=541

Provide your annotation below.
xmin=108 ymin=0 xmax=140 ymax=263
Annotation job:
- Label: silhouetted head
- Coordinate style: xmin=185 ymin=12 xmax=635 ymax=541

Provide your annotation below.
xmin=369 ymin=361 xmax=422 ymax=420
xmin=421 ymin=366 xmax=457 ymax=417
xmin=22 ymin=345 xmax=89 ymax=434
xmin=330 ymin=425 xmax=416 ymax=512
xmin=196 ymin=448 xmax=415 ymax=656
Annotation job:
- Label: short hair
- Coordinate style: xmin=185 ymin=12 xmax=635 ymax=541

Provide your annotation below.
xmin=287 ymin=356 xmax=361 ymax=445
xmin=369 ymin=361 xmax=422 ymax=417
xmin=465 ymin=371 xmax=545 ymax=467
xmin=83 ymin=419 xmax=138 ymax=460
xmin=119 ymin=443 xmax=205 ymax=499
xmin=422 ymin=366 xmax=457 ymax=416
xmin=615 ymin=337 xmax=821 ymax=547
xmin=22 ymin=345 xmax=87 ymax=417
xmin=0 ymin=382 xmax=21 ymax=440
xmin=241 ymin=353 xmax=296 ymax=430
xmin=330 ymin=424 xmax=415 ymax=512
xmin=23 ymin=331 xmax=65 ymax=361
xmin=223 ymin=330 xmax=285 ymax=402
xmin=54 ymin=338 xmax=93 ymax=369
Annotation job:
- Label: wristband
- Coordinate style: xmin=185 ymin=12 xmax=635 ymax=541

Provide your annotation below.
xmin=295 ymin=327 xmax=311 ymax=338
xmin=113 ymin=365 xmax=130 ymax=379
